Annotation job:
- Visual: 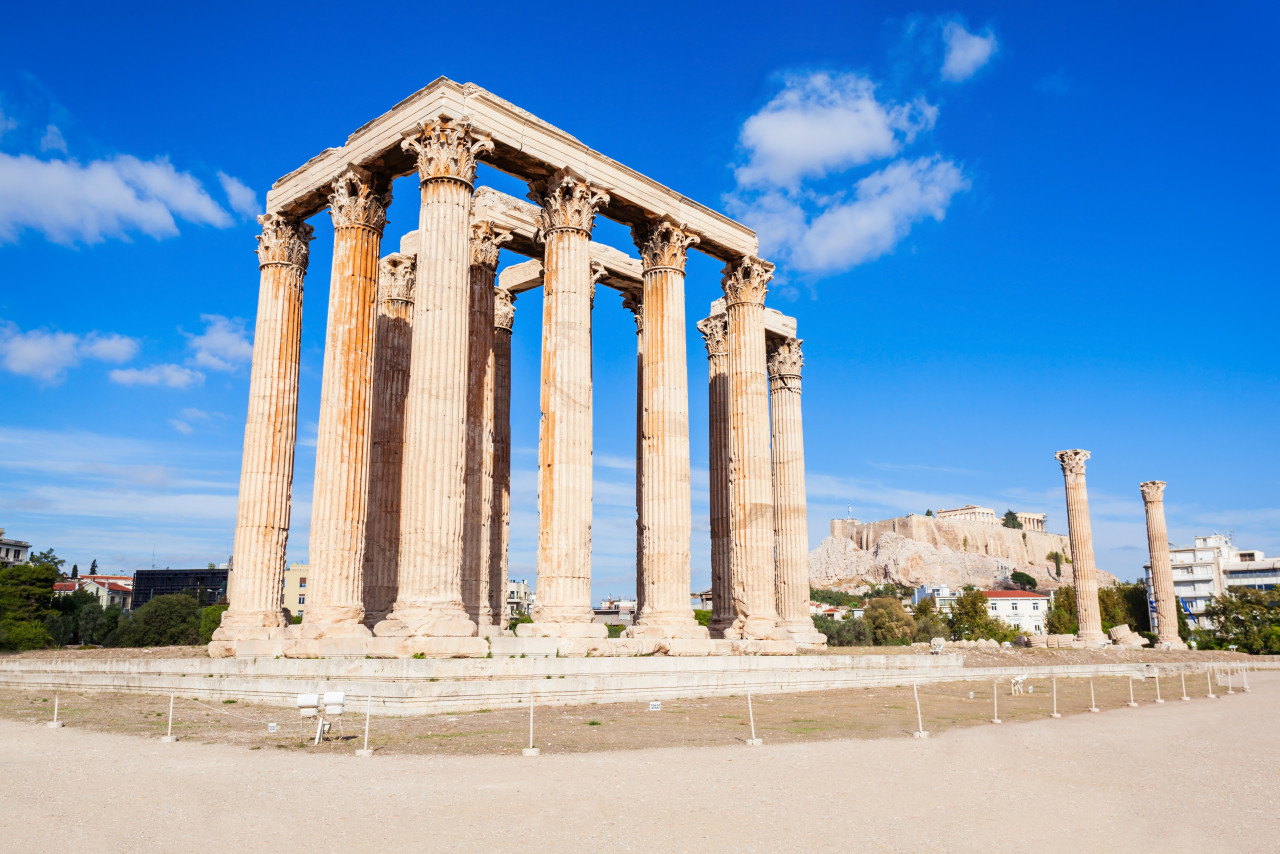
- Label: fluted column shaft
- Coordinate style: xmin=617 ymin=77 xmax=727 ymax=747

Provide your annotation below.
xmin=305 ymin=168 xmax=389 ymax=633
xmin=1141 ymin=481 xmax=1185 ymax=647
xmin=378 ymin=119 xmax=492 ymax=638
xmin=622 ymin=291 xmax=645 ymax=617
xmin=215 ymin=214 xmax=312 ymax=642
xmin=698 ymin=316 xmax=733 ymax=637
xmin=768 ymin=337 xmax=817 ymax=638
xmin=1055 ymin=449 xmax=1105 ymax=643
xmin=722 ymin=257 xmax=783 ymax=640
xmin=489 ymin=289 xmax=516 ymax=625
xmin=362 ymin=253 xmax=415 ymax=626
xmin=462 ymin=223 xmax=511 ymax=631
xmin=629 ymin=220 xmax=705 ymax=639
xmin=527 ymin=169 xmax=609 ymax=637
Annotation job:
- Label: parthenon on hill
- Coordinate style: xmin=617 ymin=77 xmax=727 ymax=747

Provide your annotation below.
xmin=210 ymin=78 xmax=825 ymax=658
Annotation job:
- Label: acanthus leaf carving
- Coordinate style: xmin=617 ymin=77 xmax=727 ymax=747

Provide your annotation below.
xmin=470 ymin=220 xmax=513 ymax=269
xmin=328 ymin=165 xmax=392 ymax=231
xmin=256 ymin=213 xmax=314 ymax=271
xmin=696 ymin=315 xmax=728 ymax=357
xmin=378 ymin=253 xmax=416 ymax=304
xmin=621 ymin=289 xmax=643 ymax=334
xmin=494 ymin=287 xmax=517 ymax=332
xmin=1140 ymin=480 xmax=1166 ymax=503
xmin=400 ymin=116 xmax=493 ymax=187
xmin=1055 ymin=449 xmax=1091 ymax=477
xmin=767 ymin=337 xmax=804 ymax=378
xmin=528 ymin=167 xmax=609 ymax=238
xmin=632 ymin=218 xmax=699 ymax=273
xmin=720 ymin=255 xmax=774 ymax=306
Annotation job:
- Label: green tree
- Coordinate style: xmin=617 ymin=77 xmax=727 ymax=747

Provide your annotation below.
xmin=812 ymin=614 xmax=872 ymax=647
xmin=1010 ymin=571 xmax=1037 ymax=590
xmin=864 ymin=597 xmax=915 ymax=645
xmin=1045 ymin=584 xmax=1078 ymax=634
xmin=1202 ymin=589 xmax=1280 ymax=654
xmin=911 ymin=596 xmax=948 ymax=642
xmin=1096 ymin=582 xmax=1151 ymax=633
xmin=693 ymin=609 xmax=711 ymax=628
xmin=925 ymin=509 xmax=934 ymax=517
xmin=809 ymin=588 xmax=862 ymax=608
xmin=946 ymin=589 xmax=1016 ymax=642
xmin=1047 ymin=551 xmax=1064 ymax=578
xmin=29 ymin=548 xmax=65 ymax=573
xmin=88 ymin=559 xmax=98 ymax=576
xmin=199 ymin=603 xmax=228 ymax=644
xmin=0 ymin=562 xmax=59 ymax=650
xmin=1002 ymin=510 xmax=1023 ymax=529
xmin=111 ymin=594 xmax=202 ymax=647
xmin=97 ymin=604 xmax=123 ymax=645
xmin=70 ymin=564 xmax=79 ymax=579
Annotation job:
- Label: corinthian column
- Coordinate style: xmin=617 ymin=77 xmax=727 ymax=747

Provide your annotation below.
xmin=302 ymin=167 xmax=390 ymax=636
xmin=622 ymin=290 xmax=644 ymax=616
xmin=213 ymin=214 xmax=313 ymax=647
xmin=523 ymin=168 xmax=609 ymax=638
xmin=626 ymin=219 xmax=707 ymax=639
xmin=1055 ymin=449 xmax=1106 ymax=644
xmin=697 ymin=315 xmax=733 ymax=638
xmin=362 ymin=253 xmax=415 ymax=627
xmin=721 ymin=257 xmax=784 ymax=640
xmin=1141 ymin=480 xmax=1186 ymax=648
xmin=376 ymin=118 xmax=492 ymax=638
xmin=489 ymin=288 xmax=516 ymax=626
xmin=462 ymin=221 xmax=511 ymax=634
xmin=768 ymin=337 xmax=823 ymax=644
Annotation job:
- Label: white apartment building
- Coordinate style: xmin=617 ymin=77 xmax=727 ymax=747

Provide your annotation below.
xmin=507 ymin=578 xmax=532 ymax=617
xmin=0 ymin=529 xmax=31 ymax=567
xmin=982 ymin=590 xmax=1049 ymax=634
xmin=1145 ymin=534 xmax=1279 ymax=631
xmin=912 ymin=583 xmax=960 ymax=615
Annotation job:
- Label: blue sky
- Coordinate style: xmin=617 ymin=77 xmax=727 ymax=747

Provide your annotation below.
xmin=0 ymin=2 xmax=1275 ymax=595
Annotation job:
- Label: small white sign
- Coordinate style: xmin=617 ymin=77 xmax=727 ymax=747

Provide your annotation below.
xmin=267 ymin=722 xmax=277 ymax=734
xmin=648 ymin=701 xmax=661 ymax=712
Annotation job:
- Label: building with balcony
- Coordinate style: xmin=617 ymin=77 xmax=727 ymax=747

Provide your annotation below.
xmin=1144 ymin=534 xmax=1278 ymax=632
xmin=282 ymin=562 xmax=308 ymax=619
xmin=0 ymin=529 xmax=31 ymax=567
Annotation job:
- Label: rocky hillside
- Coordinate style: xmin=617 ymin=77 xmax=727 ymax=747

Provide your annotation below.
xmin=809 ymin=531 xmax=1118 ymax=593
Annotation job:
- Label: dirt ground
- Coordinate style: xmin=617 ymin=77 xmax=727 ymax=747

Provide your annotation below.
xmin=0 ymin=667 xmax=1252 ymax=757
xmin=3 ymin=673 xmax=1275 ymax=852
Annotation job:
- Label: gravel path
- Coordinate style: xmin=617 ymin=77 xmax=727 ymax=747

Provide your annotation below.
xmin=3 ymin=673 xmax=1274 ymax=852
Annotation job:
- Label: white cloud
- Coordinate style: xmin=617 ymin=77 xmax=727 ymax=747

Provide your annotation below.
xmin=747 ymin=156 xmax=969 ymax=272
xmin=217 ymin=171 xmax=259 ymax=219
xmin=736 ymin=73 xmax=937 ymax=191
xmin=0 ymin=104 xmax=16 ymax=140
xmin=109 ymin=364 xmax=204 ymax=389
xmin=0 ymin=320 xmax=139 ymax=384
xmin=39 ymin=124 xmax=66 ymax=153
xmin=179 ymin=407 xmax=211 ymax=421
xmin=941 ymin=22 xmax=998 ymax=82
xmin=186 ymin=314 xmax=252 ymax=371
xmin=0 ymin=152 xmax=232 ymax=245
xmin=169 ymin=419 xmax=193 ymax=435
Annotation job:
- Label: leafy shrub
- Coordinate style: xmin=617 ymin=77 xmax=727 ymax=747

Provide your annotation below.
xmin=111 ymin=594 xmax=202 ymax=647
xmin=199 ymin=604 xmax=228 ymax=644
xmin=693 ymin=609 xmax=711 ymax=627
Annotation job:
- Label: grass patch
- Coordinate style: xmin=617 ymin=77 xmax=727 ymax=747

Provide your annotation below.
xmin=586 ymin=720 xmax=602 ymax=726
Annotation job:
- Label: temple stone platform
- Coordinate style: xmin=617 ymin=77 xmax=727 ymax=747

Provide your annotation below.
xmin=207 ymin=636 xmax=810 ymax=660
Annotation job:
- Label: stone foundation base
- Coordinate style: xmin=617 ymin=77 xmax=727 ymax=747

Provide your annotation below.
xmin=624 ymin=623 xmax=712 ymax=641
xmin=209 ymin=635 xmax=799 ymax=659
xmin=516 ymin=621 xmax=608 ymax=639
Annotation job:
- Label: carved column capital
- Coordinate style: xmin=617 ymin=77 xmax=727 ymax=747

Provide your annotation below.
xmin=1140 ymin=480 xmax=1167 ymax=503
xmin=632 ymin=218 xmax=699 ymax=273
xmin=720 ymin=256 xmax=774 ymax=306
xmin=767 ymin=337 xmax=804 ymax=379
xmin=401 ymin=117 xmax=493 ymax=187
xmin=328 ymin=166 xmax=391 ymax=231
xmin=696 ymin=315 xmax=728 ymax=357
xmin=528 ymin=168 xmax=610 ymax=238
xmin=378 ymin=253 xmax=416 ymax=304
xmin=255 ymin=213 xmax=314 ymax=271
xmin=621 ymin=289 xmax=643 ymax=334
xmin=1055 ymin=449 xmax=1091 ymax=477
xmin=470 ymin=220 xmax=512 ymax=270
xmin=494 ymin=287 xmax=516 ymax=332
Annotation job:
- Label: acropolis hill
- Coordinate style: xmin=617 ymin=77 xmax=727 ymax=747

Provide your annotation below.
xmin=809 ymin=508 xmax=1119 ymax=593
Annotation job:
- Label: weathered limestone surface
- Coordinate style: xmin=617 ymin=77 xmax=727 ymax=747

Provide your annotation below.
xmin=622 ymin=290 xmax=645 ymax=617
xmin=1141 ymin=481 xmax=1187 ymax=649
xmin=213 ymin=214 xmax=313 ymax=647
xmin=697 ymin=315 xmax=734 ymax=638
xmin=721 ymin=257 xmax=784 ymax=641
xmin=461 ymin=221 xmax=511 ymax=634
xmin=829 ymin=515 xmax=1073 ymax=570
xmin=768 ymin=337 xmax=823 ymax=645
xmin=1056 ymin=449 xmax=1106 ymax=644
xmin=376 ymin=118 xmax=491 ymax=638
xmin=524 ymin=169 xmax=609 ymax=638
xmin=628 ymin=220 xmax=707 ymax=640
xmin=362 ymin=253 xmax=415 ymax=626
xmin=303 ymin=167 xmax=389 ymax=637
xmin=489 ymin=289 xmax=516 ymax=625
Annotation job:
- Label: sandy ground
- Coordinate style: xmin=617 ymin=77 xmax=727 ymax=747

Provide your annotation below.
xmin=1 ymin=674 xmax=1274 ymax=853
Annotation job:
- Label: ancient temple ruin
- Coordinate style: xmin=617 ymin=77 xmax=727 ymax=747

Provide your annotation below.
xmin=211 ymin=79 xmax=823 ymax=658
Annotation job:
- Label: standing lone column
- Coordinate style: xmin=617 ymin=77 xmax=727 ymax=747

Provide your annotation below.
xmin=462 ymin=221 xmax=511 ymax=634
xmin=362 ymin=253 xmax=415 ymax=627
xmin=523 ymin=168 xmax=609 ymax=638
xmin=697 ymin=315 xmax=733 ymax=638
xmin=721 ymin=257 xmax=784 ymax=641
xmin=629 ymin=219 xmax=707 ymax=639
xmin=622 ymin=290 xmax=645 ymax=617
xmin=768 ymin=337 xmax=824 ymax=645
xmin=212 ymin=214 xmax=313 ymax=650
xmin=303 ymin=167 xmax=390 ymax=636
xmin=1141 ymin=480 xmax=1186 ymax=648
xmin=1055 ymin=449 xmax=1106 ymax=644
xmin=376 ymin=118 xmax=492 ymax=638
xmin=488 ymin=288 xmax=517 ymax=627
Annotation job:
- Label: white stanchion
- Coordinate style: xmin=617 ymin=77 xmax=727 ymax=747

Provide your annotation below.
xmin=745 ymin=690 xmax=762 ymax=746
xmin=1226 ymin=668 xmax=1235 ymax=695
xmin=991 ymin=680 xmax=1002 ymax=724
xmin=522 ymin=701 xmax=539 ymax=756
xmin=1207 ymin=667 xmax=1218 ymax=699
xmin=1050 ymin=677 xmax=1061 ymax=718
xmin=1127 ymin=679 xmax=1138 ymax=708
xmin=912 ymin=683 xmax=928 ymax=738
xmin=356 ymin=696 xmax=373 ymax=757
xmin=1242 ymin=666 xmax=1251 ymax=693
xmin=161 ymin=693 xmax=178 ymax=742
xmin=46 ymin=693 xmax=63 ymax=728
xmin=1155 ymin=673 xmax=1164 ymax=703
xmin=1088 ymin=679 xmax=1100 ymax=712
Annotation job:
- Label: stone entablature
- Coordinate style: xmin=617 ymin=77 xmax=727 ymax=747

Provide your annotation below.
xmin=934 ymin=505 xmax=1047 ymax=532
